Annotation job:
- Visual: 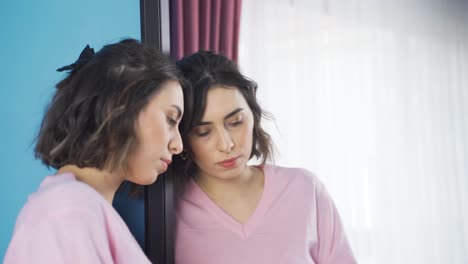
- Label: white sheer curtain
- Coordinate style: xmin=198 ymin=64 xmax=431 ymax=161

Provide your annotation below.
xmin=238 ymin=1 xmax=468 ymax=263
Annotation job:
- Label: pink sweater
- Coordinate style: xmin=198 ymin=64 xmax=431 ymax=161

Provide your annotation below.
xmin=175 ymin=164 xmax=357 ymax=264
xmin=4 ymin=173 xmax=150 ymax=264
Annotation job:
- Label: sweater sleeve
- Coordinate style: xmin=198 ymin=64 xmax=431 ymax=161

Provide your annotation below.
xmin=4 ymin=208 xmax=115 ymax=263
xmin=310 ymin=181 xmax=357 ymax=264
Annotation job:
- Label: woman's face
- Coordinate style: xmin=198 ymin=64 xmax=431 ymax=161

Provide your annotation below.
xmin=126 ymin=80 xmax=184 ymax=185
xmin=188 ymin=86 xmax=255 ymax=180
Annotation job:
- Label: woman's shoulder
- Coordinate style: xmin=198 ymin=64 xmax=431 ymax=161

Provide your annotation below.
xmin=262 ymin=164 xmax=326 ymax=194
xmin=29 ymin=172 xmax=104 ymax=207
xmin=264 ymin=164 xmax=321 ymax=184
xmin=14 ymin=173 xmax=107 ymax=230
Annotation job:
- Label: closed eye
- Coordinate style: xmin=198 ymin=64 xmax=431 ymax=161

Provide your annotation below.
xmin=196 ymin=130 xmax=211 ymax=137
xmin=167 ymin=116 xmax=178 ymax=126
xmin=228 ymin=120 xmax=243 ymax=127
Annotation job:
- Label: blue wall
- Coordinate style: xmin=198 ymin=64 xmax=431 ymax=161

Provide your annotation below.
xmin=0 ymin=0 xmax=140 ymax=259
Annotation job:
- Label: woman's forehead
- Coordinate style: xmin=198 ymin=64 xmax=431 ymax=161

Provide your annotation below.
xmin=202 ymin=87 xmax=248 ymax=118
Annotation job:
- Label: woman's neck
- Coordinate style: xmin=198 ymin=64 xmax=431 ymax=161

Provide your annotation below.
xmin=195 ymin=165 xmax=263 ymax=200
xmin=57 ymin=164 xmax=124 ymax=203
xmin=195 ymin=165 xmax=265 ymax=224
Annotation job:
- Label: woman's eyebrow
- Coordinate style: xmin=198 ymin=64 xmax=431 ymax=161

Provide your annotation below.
xmin=224 ymin=108 xmax=243 ymax=120
xmin=196 ymin=108 xmax=244 ymax=126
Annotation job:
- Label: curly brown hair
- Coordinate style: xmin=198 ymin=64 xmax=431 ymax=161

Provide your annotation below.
xmin=35 ymin=39 xmax=189 ymax=174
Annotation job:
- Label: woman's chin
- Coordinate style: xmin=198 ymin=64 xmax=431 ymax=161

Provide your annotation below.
xmin=135 ymin=172 xmax=160 ymax=186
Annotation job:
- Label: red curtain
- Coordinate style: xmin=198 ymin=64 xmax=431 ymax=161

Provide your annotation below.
xmin=170 ymin=0 xmax=242 ymax=62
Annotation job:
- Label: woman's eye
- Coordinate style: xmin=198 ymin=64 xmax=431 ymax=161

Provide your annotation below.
xmin=196 ymin=130 xmax=211 ymax=137
xmin=228 ymin=120 xmax=243 ymax=127
xmin=167 ymin=117 xmax=177 ymax=126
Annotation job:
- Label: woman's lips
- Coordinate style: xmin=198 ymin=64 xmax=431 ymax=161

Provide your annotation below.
xmin=162 ymin=159 xmax=172 ymax=166
xmin=218 ymin=156 xmax=239 ymax=168
xmin=160 ymin=159 xmax=172 ymax=172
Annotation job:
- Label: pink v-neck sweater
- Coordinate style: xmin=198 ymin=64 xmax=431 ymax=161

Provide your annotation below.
xmin=4 ymin=173 xmax=150 ymax=264
xmin=175 ymin=164 xmax=357 ymax=264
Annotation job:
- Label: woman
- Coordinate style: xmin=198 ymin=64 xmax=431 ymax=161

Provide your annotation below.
xmin=4 ymin=39 xmax=188 ymax=263
xmin=172 ymin=51 xmax=357 ymax=263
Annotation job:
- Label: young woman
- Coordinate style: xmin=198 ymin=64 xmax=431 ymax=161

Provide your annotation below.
xmin=4 ymin=39 xmax=188 ymax=263
xmin=172 ymin=51 xmax=357 ymax=263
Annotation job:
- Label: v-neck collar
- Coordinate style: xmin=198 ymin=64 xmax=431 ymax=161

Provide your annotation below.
xmin=189 ymin=165 xmax=271 ymax=239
